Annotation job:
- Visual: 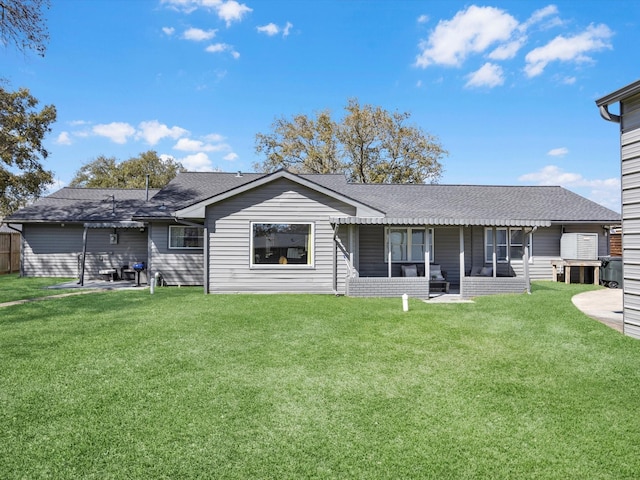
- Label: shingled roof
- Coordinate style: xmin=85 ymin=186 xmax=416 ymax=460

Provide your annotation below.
xmin=5 ymin=171 xmax=620 ymax=227
xmin=5 ymin=188 xmax=159 ymax=223
xmin=325 ymin=183 xmax=620 ymax=226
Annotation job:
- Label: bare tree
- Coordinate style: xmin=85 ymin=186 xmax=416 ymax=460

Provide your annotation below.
xmin=255 ymin=98 xmax=446 ymax=184
xmin=0 ymin=0 xmax=50 ymax=57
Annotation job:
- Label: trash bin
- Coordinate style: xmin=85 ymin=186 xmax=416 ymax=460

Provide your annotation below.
xmin=600 ymin=257 xmax=623 ymax=288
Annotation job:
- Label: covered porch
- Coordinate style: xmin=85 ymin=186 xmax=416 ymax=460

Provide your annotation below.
xmin=332 ymin=217 xmax=549 ymax=299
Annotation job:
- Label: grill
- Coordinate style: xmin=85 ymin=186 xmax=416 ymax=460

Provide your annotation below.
xmin=132 ymin=262 xmax=145 ymax=286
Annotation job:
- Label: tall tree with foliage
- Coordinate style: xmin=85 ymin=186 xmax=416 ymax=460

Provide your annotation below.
xmin=254 ymin=98 xmax=446 ymax=184
xmin=69 ymin=151 xmax=186 ymax=189
xmin=0 ymin=86 xmax=56 ymax=215
xmin=0 ymin=0 xmax=50 ymax=56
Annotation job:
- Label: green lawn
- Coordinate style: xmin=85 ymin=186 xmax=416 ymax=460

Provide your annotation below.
xmin=0 ymin=273 xmax=77 ymax=303
xmin=1 ymin=280 xmax=639 ymax=479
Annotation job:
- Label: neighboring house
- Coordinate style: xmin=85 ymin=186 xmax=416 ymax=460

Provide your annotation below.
xmin=597 ymin=78 xmax=640 ymax=338
xmin=4 ymin=170 xmax=619 ymax=298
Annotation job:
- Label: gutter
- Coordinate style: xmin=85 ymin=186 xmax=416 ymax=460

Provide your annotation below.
xmin=598 ymin=104 xmax=620 ymax=124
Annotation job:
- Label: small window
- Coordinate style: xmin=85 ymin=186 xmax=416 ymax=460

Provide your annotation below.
xmin=485 ymin=228 xmax=532 ymax=263
xmin=251 ymin=223 xmax=313 ymax=266
xmin=169 ymin=225 xmax=204 ymax=249
xmin=385 ymin=227 xmax=434 ymax=263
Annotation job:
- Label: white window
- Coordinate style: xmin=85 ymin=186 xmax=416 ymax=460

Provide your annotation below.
xmin=385 ymin=227 xmax=434 ymax=263
xmin=251 ymin=223 xmax=313 ymax=266
xmin=484 ymin=228 xmax=532 ymax=263
xmin=169 ymin=225 xmax=204 ymax=249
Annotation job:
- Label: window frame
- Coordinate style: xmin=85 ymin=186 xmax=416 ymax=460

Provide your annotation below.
xmin=250 ymin=221 xmax=315 ymax=268
xmin=384 ymin=227 xmax=434 ymax=263
xmin=168 ymin=225 xmax=204 ymax=250
xmin=484 ymin=227 xmax=533 ymax=263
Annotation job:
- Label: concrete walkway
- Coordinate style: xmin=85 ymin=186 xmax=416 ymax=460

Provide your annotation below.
xmin=572 ymin=288 xmax=623 ymax=332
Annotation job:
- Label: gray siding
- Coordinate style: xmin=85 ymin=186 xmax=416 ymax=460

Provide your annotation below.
xmin=622 ymin=97 xmax=640 ymax=338
xmin=353 ymin=224 xmax=603 ymax=283
xmin=23 ymin=224 xmax=148 ymax=280
xmin=149 ymin=223 xmax=203 ymax=286
xmin=23 ymin=224 xmax=83 ymax=277
xmin=207 ymin=178 xmax=355 ymax=293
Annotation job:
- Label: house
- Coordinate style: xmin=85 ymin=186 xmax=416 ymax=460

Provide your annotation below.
xmin=3 ymin=170 xmax=620 ymax=298
xmin=596 ymin=78 xmax=640 ymax=338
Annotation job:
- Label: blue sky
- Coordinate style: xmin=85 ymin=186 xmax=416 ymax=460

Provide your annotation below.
xmin=5 ymin=0 xmax=639 ymax=212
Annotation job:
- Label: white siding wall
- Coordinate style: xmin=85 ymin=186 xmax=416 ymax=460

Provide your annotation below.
xmin=207 ymin=178 xmax=355 ymax=293
xmin=149 ymin=223 xmax=204 ymax=286
xmin=621 ymin=93 xmax=640 ymax=338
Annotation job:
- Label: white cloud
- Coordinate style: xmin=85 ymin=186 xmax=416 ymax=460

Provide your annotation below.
xmin=183 ymin=27 xmax=217 ymax=41
xmin=217 ymin=0 xmax=252 ymax=26
xmin=204 ymin=133 xmax=225 ymax=142
xmin=161 ymin=0 xmax=251 ymax=26
xmin=524 ymin=23 xmax=613 ymax=77
xmin=417 ymin=14 xmax=429 ymax=24
xmin=173 ymin=137 xmax=230 ymax=152
xmin=56 ymin=131 xmax=72 ymax=145
xmin=257 ymin=23 xmax=279 ymax=36
xmin=44 ymin=178 xmax=67 ymax=196
xmin=465 ymin=62 xmax=504 ymax=88
xmin=257 ymin=21 xmax=293 ymax=37
xmin=162 ymin=26 xmax=175 ymax=36
xmin=547 ymin=147 xmax=569 ymax=157
xmin=92 ymin=122 xmax=136 ymax=144
xmin=415 ymin=5 xmax=518 ymax=68
xmin=488 ymin=37 xmax=526 ymax=60
xmin=518 ymin=165 xmax=620 ymax=210
xmin=180 ymin=152 xmax=216 ymax=172
xmin=137 ymin=120 xmax=188 ymax=145
xmin=205 ymin=42 xmax=239 ymax=58
xmin=521 ymin=4 xmax=559 ymax=31
xmin=223 ymin=152 xmax=238 ymax=161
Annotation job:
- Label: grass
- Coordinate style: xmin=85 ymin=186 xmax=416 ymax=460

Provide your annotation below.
xmin=0 ymin=273 xmax=77 ymax=303
xmin=1 ymin=280 xmax=639 ymax=478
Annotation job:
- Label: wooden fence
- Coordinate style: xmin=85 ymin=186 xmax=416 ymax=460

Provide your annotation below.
xmin=0 ymin=232 xmax=20 ymax=274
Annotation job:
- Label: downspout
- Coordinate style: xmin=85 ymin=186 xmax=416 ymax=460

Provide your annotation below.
xmin=599 ymin=104 xmax=621 ymax=123
xmin=332 ymin=224 xmax=338 ymax=294
xmin=203 ymin=225 xmax=209 ymax=294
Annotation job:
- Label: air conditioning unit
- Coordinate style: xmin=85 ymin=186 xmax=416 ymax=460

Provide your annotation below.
xmin=561 ymin=233 xmax=598 ymax=260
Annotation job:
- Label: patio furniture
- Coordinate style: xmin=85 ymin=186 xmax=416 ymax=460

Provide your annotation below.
xmin=429 ymin=264 xmax=449 ymax=293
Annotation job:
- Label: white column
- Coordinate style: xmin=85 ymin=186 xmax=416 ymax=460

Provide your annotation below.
xmin=459 ymin=226 xmax=465 ymax=297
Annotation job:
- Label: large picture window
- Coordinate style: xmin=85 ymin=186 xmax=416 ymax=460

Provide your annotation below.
xmin=385 ymin=227 xmax=434 ymax=263
xmin=169 ymin=225 xmax=204 ymax=249
xmin=484 ymin=228 xmax=532 ymax=263
xmin=252 ymin=223 xmax=313 ymax=266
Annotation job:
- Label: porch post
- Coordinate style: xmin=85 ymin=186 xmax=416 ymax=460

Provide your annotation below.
xmin=523 ymin=227 xmax=531 ymax=294
xmin=349 ymin=224 xmax=356 ymax=276
xmin=459 ymin=226 xmax=465 ymax=297
xmin=425 ymin=227 xmax=430 ymax=286
xmin=387 ymin=227 xmax=392 ymax=278
xmin=79 ymin=225 xmax=88 ymax=286
xmin=492 ymin=227 xmax=497 ymax=277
